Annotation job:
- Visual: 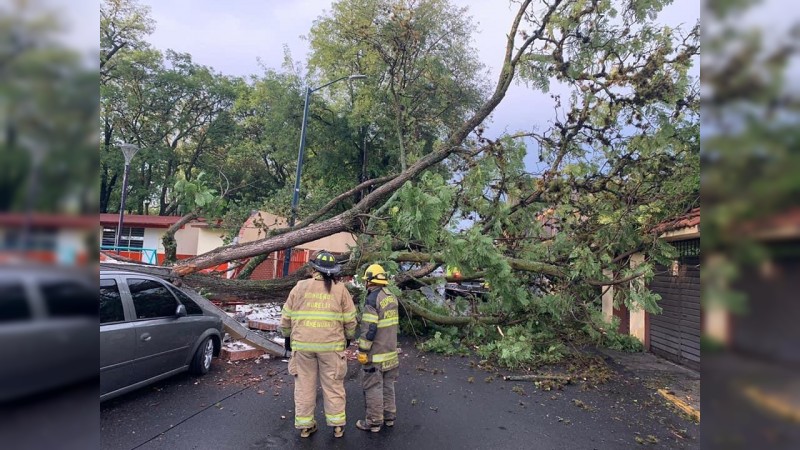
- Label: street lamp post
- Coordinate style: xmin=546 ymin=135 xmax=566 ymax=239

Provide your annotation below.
xmin=19 ymin=136 xmax=46 ymax=252
xmin=115 ymin=143 xmax=140 ymax=249
xmin=282 ymin=74 xmax=366 ymax=276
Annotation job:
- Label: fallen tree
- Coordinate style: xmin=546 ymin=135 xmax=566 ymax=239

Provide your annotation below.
xmin=104 ymin=0 xmax=699 ymax=369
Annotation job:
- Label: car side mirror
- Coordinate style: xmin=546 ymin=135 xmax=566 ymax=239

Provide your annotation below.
xmin=176 ymin=304 xmax=187 ymax=317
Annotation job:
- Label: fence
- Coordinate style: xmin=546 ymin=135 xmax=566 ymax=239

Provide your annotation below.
xmin=100 ymin=246 xmax=157 ymax=265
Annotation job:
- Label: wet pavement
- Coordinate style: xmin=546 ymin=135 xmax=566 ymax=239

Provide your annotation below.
xmin=101 ymin=338 xmax=699 ymax=449
xmin=703 ymin=351 xmax=800 ymax=449
xmin=597 ymin=348 xmax=700 ymax=415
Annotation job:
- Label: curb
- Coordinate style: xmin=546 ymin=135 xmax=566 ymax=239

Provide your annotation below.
xmin=741 ymin=384 xmax=800 ymax=423
xmin=658 ymin=388 xmax=700 ymax=422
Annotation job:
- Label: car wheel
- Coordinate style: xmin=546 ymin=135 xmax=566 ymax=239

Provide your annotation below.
xmin=190 ymin=337 xmax=214 ymax=375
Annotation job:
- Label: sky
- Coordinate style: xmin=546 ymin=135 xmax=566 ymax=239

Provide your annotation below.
xmin=101 ymin=0 xmax=704 ymax=170
xmin=55 ymin=0 xmax=795 ymax=144
xmin=138 ymin=0 xmax=698 ymax=145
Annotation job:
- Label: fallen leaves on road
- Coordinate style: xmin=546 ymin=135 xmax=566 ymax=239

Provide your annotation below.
xmin=634 ymin=434 xmax=659 ymax=445
xmin=571 ymin=398 xmax=593 ymax=411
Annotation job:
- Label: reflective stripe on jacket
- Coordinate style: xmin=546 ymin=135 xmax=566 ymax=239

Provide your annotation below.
xmin=280 ymin=274 xmax=357 ymax=352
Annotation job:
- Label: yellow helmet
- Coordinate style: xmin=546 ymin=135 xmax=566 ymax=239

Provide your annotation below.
xmin=364 ymin=264 xmax=389 ymax=285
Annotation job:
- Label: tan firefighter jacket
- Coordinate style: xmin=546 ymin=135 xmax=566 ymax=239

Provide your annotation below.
xmin=358 ymin=287 xmax=399 ymax=371
xmin=280 ymin=274 xmax=357 ymax=352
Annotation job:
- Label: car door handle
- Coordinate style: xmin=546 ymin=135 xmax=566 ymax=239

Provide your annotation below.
xmin=140 ymin=333 xmax=152 ymax=342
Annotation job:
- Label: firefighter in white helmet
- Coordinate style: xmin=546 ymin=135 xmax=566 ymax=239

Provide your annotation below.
xmin=280 ymin=251 xmax=357 ymax=438
xmin=355 ymin=263 xmax=399 ymax=432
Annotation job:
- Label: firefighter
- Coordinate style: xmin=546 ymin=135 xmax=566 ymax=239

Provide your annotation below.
xmin=280 ymin=251 xmax=357 ymax=438
xmin=355 ymin=263 xmax=400 ymax=432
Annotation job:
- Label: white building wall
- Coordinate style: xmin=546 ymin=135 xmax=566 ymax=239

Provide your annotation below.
xmin=629 ymin=253 xmax=647 ymax=344
xmin=175 ymin=227 xmax=198 ymax=256
xmin=195 ymin=227 xmax=226 ymax=255
xmin=143 ymin=228 xmax=165 ymax=251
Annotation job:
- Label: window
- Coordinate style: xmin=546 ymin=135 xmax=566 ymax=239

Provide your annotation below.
xmin=127 ymin=278 xmax=178 ymax=319
xmin=100 ymin=279 xmax=125 ymax=324
xmin=170 ymin=287 xmax=204 ymax=315
xmin=101 ymin=226 xmax=144 ymax=249
xmin=42 ymin=280 xmax=97 ymax=318
xmin=3 ymin=228 xmax=57 ymax=251
xmin=0 ymin=282 xmax=31 ymax=322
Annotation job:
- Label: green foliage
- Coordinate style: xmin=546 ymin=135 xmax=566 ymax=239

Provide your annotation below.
xmin=605 ymin=333 xmax=644 ymax=353
xmin=477 ymin=326 xmax=567 ymax=369
xmin=173 ymin=171 xmax=219 ymax=210
xmin=308 ymin=0 xmax=487 ymax=171
xmin=417 ymin=330 xmax=466 ymax=356
xmin=582 ymin=312 xmax=643 ymax=352
xmin=389 ymin=172 xmax=453 ymax=247
xmin=0 ymin=1 xmax=98 ymax=213
xmin=701 ymin=0 xmax=800 ymax=316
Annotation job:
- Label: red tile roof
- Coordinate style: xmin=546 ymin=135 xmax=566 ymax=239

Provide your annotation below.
xmin=652 ymin=208 xmax=700 ymax=234
xmin=99 ymin=214 xmax=183 ymax=228
xmin=0 ymin=213 xmax=96 ymax=229
xmin=98 ymin=214 xmax=220 ymax=229
xmin=740 ymin=206 xmax=800 ymax=239
xmin=754 ymin=207 xmax=800 ymax=229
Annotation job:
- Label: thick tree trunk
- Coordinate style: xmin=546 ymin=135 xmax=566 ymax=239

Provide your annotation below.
xmin=399 ymin=295 xmax=503 ymax=326
xmin=100 ymin=262 xmax=308 ymax=303
xmin=162 ymin=210 xmax=199 ymax=264
xmin=172 ymin=214 xmax=355 ymax=276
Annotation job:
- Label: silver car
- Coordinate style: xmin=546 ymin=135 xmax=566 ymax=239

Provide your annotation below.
xmin=0 ymin=265 xmax=96 ymax=403
xmin=100 ymin=270 xmax=222 ymax=402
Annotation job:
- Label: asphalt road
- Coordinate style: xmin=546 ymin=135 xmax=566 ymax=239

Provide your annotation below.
xmin=101 ymin=340 xmax=699 ymax=449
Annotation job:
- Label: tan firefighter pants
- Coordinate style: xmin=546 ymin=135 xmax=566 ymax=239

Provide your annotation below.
xmin=362 ymin=366 xmax=399 ymax=426
xmin=288 ymin=350 xmax=348 ymax=428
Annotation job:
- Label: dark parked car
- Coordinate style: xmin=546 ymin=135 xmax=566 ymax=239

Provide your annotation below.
xmin=100 ymin=269 xmax=222 ymax=402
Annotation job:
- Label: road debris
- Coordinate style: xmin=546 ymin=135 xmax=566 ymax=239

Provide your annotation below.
xmin=571 ymin=399 xmax=592 ymax=411
xmin=503 ymin=374 xmax=572 ymax=383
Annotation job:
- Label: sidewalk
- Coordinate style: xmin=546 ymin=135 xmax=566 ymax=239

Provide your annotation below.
xmin=597 ymin=348 xmax=700 ymax=420
xmin=707 ymin=351 xmax=800 ymax=422
xmin=703 ymin=351 xmax=800 ymax=448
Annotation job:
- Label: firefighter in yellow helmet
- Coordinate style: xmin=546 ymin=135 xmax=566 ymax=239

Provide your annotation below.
xmin=355 ymin=263 xmax=400 ymax=432
xmin=280 ymin=251 xmax=357 ymax=438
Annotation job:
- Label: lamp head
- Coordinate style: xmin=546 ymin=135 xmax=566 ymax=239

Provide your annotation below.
xmin=119 ymin=143 xmax=139 ymax=164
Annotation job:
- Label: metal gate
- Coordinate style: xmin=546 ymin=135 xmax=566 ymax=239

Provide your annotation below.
xmin=732 ymin=242 xmax=800 ymax=365
xmin=648 ymin=239 xmax=700 ymax=370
